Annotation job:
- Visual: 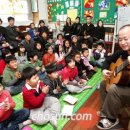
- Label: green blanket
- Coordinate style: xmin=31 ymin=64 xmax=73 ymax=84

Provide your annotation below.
xmin=13 ymin=69 xmax=102 ymax=130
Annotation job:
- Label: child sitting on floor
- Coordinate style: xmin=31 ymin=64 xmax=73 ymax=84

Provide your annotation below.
xmin=81 ymin=48 xmax=96 ymax=78
xmin=63 ymin=39 xmax=72 ymax=57
xmin=74 ymin=51 xmax=89 ymax=80
xmin=42 ymin=45 xmax=55 ymax=66
xmin=34 ymin=42 xmax=44 ymax=61
xmin=55 ymin=33 xmax=64 ymax=46
xmin=0 ymin=83 xmax=31 ymax=130
xmin=15 ymin=44 xmax=27 ymax=68
xmin=55 ymin=44 xmax=66 ymax=68
xmin=22 ymin=67 xmax=60 ymax=129
xmin=2 ymin=55 xmax=25 ymax=95
xmin=94 ymin=41 xmax=107 ymax=67
xmin=61 ymin=55 xmax=92 ymax=93
xmin=43 ymin=63 xmax=68 ymax=98
xmin=25 ymin=51 xmax=46 ymax=80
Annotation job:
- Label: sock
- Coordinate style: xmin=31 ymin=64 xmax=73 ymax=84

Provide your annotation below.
xmin=23 ymin=119 xmax=32 ymax=126
xmin=18 ymin=123 xmax=24 ymax=129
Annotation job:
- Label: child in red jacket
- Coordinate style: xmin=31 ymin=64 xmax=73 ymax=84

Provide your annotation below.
xmin=22 ymin=67 xmax=60 ymax=129
xmin=0 ymin=83 xmax=30 ymax=130
xmin=61 ymin=56 xmax=92 ymax=93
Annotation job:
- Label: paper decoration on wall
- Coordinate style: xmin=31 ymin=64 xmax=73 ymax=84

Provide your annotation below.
xmin=70 ymin=0 xmax=74 ymax=7
xmin=84 ymin=0 xmax=94 ymax=8
xmin=75 ymin=0 xmax=79 ymax=7
xmin=65 ymin=1 xmax=69 ymax=8
xmin=67 ymin=9 xmax=78 ymax=21
xmin=116 ymin=0 xmax=128 ymax=6
xmin=99 ymin=12 xmax=107 ymax=18
xmin=84 ymin=10 xmax=94 ymax=17
xmin=98 ymin=0 xmax=110 ymax=10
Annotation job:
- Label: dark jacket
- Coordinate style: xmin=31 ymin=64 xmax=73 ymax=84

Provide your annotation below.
xmin=22 ymin=39 xmax=34 ymax=54
xmin=43 ymin=75 xmax=66 ymax=98
xmin=35 ymin=49 xmax=44 ymax=61
xmin=6 ymin=26 xmax=20 ymax=48
xmin=71 ymin=23 xmax=82 ymax=36
xmin=63 ymin=24 xmax=72 ymax=35
xmin=82 ymin=23 xmax=95 ymax=37
xmin=0 ymin=26 xmax=7 ymax=39
xmin=94 ymin=26 xmax=105 ymax=40
xmin=28 ymin=28 xmax=39 ymax=40
xmin=75 ymin=59 xmax=89 ymax=77
xmin=38 ymin=26 xmax=49 ymax=36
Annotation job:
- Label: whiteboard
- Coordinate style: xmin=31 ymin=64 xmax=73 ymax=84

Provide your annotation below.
xmin=117 ymin=6 xmax=130 ymax=34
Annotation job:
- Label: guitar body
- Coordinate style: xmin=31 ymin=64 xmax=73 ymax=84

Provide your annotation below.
xmin=106 ymin=58 xmax=130 ymax=90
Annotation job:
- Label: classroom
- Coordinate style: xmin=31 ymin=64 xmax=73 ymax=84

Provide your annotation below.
xmin=0 ymin=0 xmax=130 ymax=130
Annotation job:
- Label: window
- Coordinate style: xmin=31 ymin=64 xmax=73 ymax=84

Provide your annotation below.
xmin=0 ymin=0 xmax=32 ymax=24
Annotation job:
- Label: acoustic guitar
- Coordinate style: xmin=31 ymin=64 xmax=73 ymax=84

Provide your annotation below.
xmin=105 ymin=58 xmax=130 ymax=90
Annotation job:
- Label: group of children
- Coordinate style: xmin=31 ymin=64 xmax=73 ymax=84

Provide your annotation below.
xmin=0 ymin=17 xmax=110 ymax=130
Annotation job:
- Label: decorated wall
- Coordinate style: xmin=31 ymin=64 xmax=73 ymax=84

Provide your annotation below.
xmin=47 ymin=0 xmax=130 ymax=25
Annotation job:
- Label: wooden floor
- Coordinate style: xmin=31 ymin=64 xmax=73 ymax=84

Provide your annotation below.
xmin=63 ymin=90 xmax=129 ymax=130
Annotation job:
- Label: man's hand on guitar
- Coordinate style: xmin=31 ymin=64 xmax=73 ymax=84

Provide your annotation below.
xmin=102 ymin=69 xmax=112 ymax=79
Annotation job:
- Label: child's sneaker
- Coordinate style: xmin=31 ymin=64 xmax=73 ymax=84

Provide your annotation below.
xmin=97 ymin=118 xmax=119 ymax=129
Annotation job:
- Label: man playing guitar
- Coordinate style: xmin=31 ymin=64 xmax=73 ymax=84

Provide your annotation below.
xmin=97 ymin=24 xmax=130 ymax=129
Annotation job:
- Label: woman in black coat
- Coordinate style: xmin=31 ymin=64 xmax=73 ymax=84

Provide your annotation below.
xmin=94 ymin=20 xmax=105 ymax=41
xmin=63 ymin=17 xmax=72 ymax=40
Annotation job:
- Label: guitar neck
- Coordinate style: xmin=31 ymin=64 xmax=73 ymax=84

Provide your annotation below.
xmin=116 ymin=60 xmax=129 ymax=74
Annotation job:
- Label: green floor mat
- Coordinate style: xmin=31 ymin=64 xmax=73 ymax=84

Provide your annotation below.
xmin=13 ymin=69 xmax=102 ymax=130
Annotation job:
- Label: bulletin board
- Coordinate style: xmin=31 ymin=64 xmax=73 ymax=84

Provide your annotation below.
xmin=47 ymin=0 xmax=130 ymax=24
xmin=81 ymin=0 xmax=116 ymax=24
xmin=47 ymin=0 xmax=81 ymax=22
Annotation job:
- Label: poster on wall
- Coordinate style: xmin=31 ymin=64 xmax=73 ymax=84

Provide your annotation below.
xmin=84 ymin=0 xmax=94 ymax=8
xmin=67 ymin=9 xmax=78 ymax=21
xmin=99 ymin=12 xmax=107 ymax=18
xmin=116 ymin=0 xmax=128 ymax=6
xmin=98 ymin=0 xmax=110 ymax=10
xmin=84 ymin=10 xmax=94 ymax=18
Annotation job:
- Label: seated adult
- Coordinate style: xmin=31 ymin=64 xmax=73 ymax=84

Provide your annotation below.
xmin=97 ymin=24 xmax=130 ymax=129
xmin=82 ymin=16 xmax=95 ymax=49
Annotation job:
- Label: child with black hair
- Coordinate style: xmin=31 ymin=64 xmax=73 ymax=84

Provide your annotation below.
xmin=0 ymin=83 xmax=31 ymax=130
xmin=22 ymin=32 xmax=35 ymax=54
xmin=63 ymin=39 xmax=72 ymax=57
xmin=81 ymin=48 xmax=96 ymax=78
xmin=22 ymin=67 xmax=60 ymax=129
xmin=74 ymin=52 xmax=89 ymax=80
xmin=55 ymin=44 xmax=65 ymax=68
xmin=34 ymin=42 xmax=44 ymax=60
xmin=15 ymin=44 xmax=27 ymax=68
xmin=82 ymin=48 xmax=95 ymax=70
xmin=43 ymin=63 xmax=68 ymax=98
xmin=2 ymin=47 xmax=12 ymax=58
xmin=94 ymin=41 xmax=107 ymax=67
xmin=42 ymin=45 xmax=55 ymax=66
xmin=28 ymin=23 xmax=39 ymax=40
xmin=55 ymin=33 xmax=64 ymax=46
xmin=47 ymin=37 xmax=55 ymax=49
xmin=61 ymin=55 xmax=92 ymax=93
xmin=71 ymin=35 xmax=80 ymax=54
xmin=2 ymin=55 xmax=25 ymax=95
xmin=25 ymin=51 xmax=46 ymax=80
